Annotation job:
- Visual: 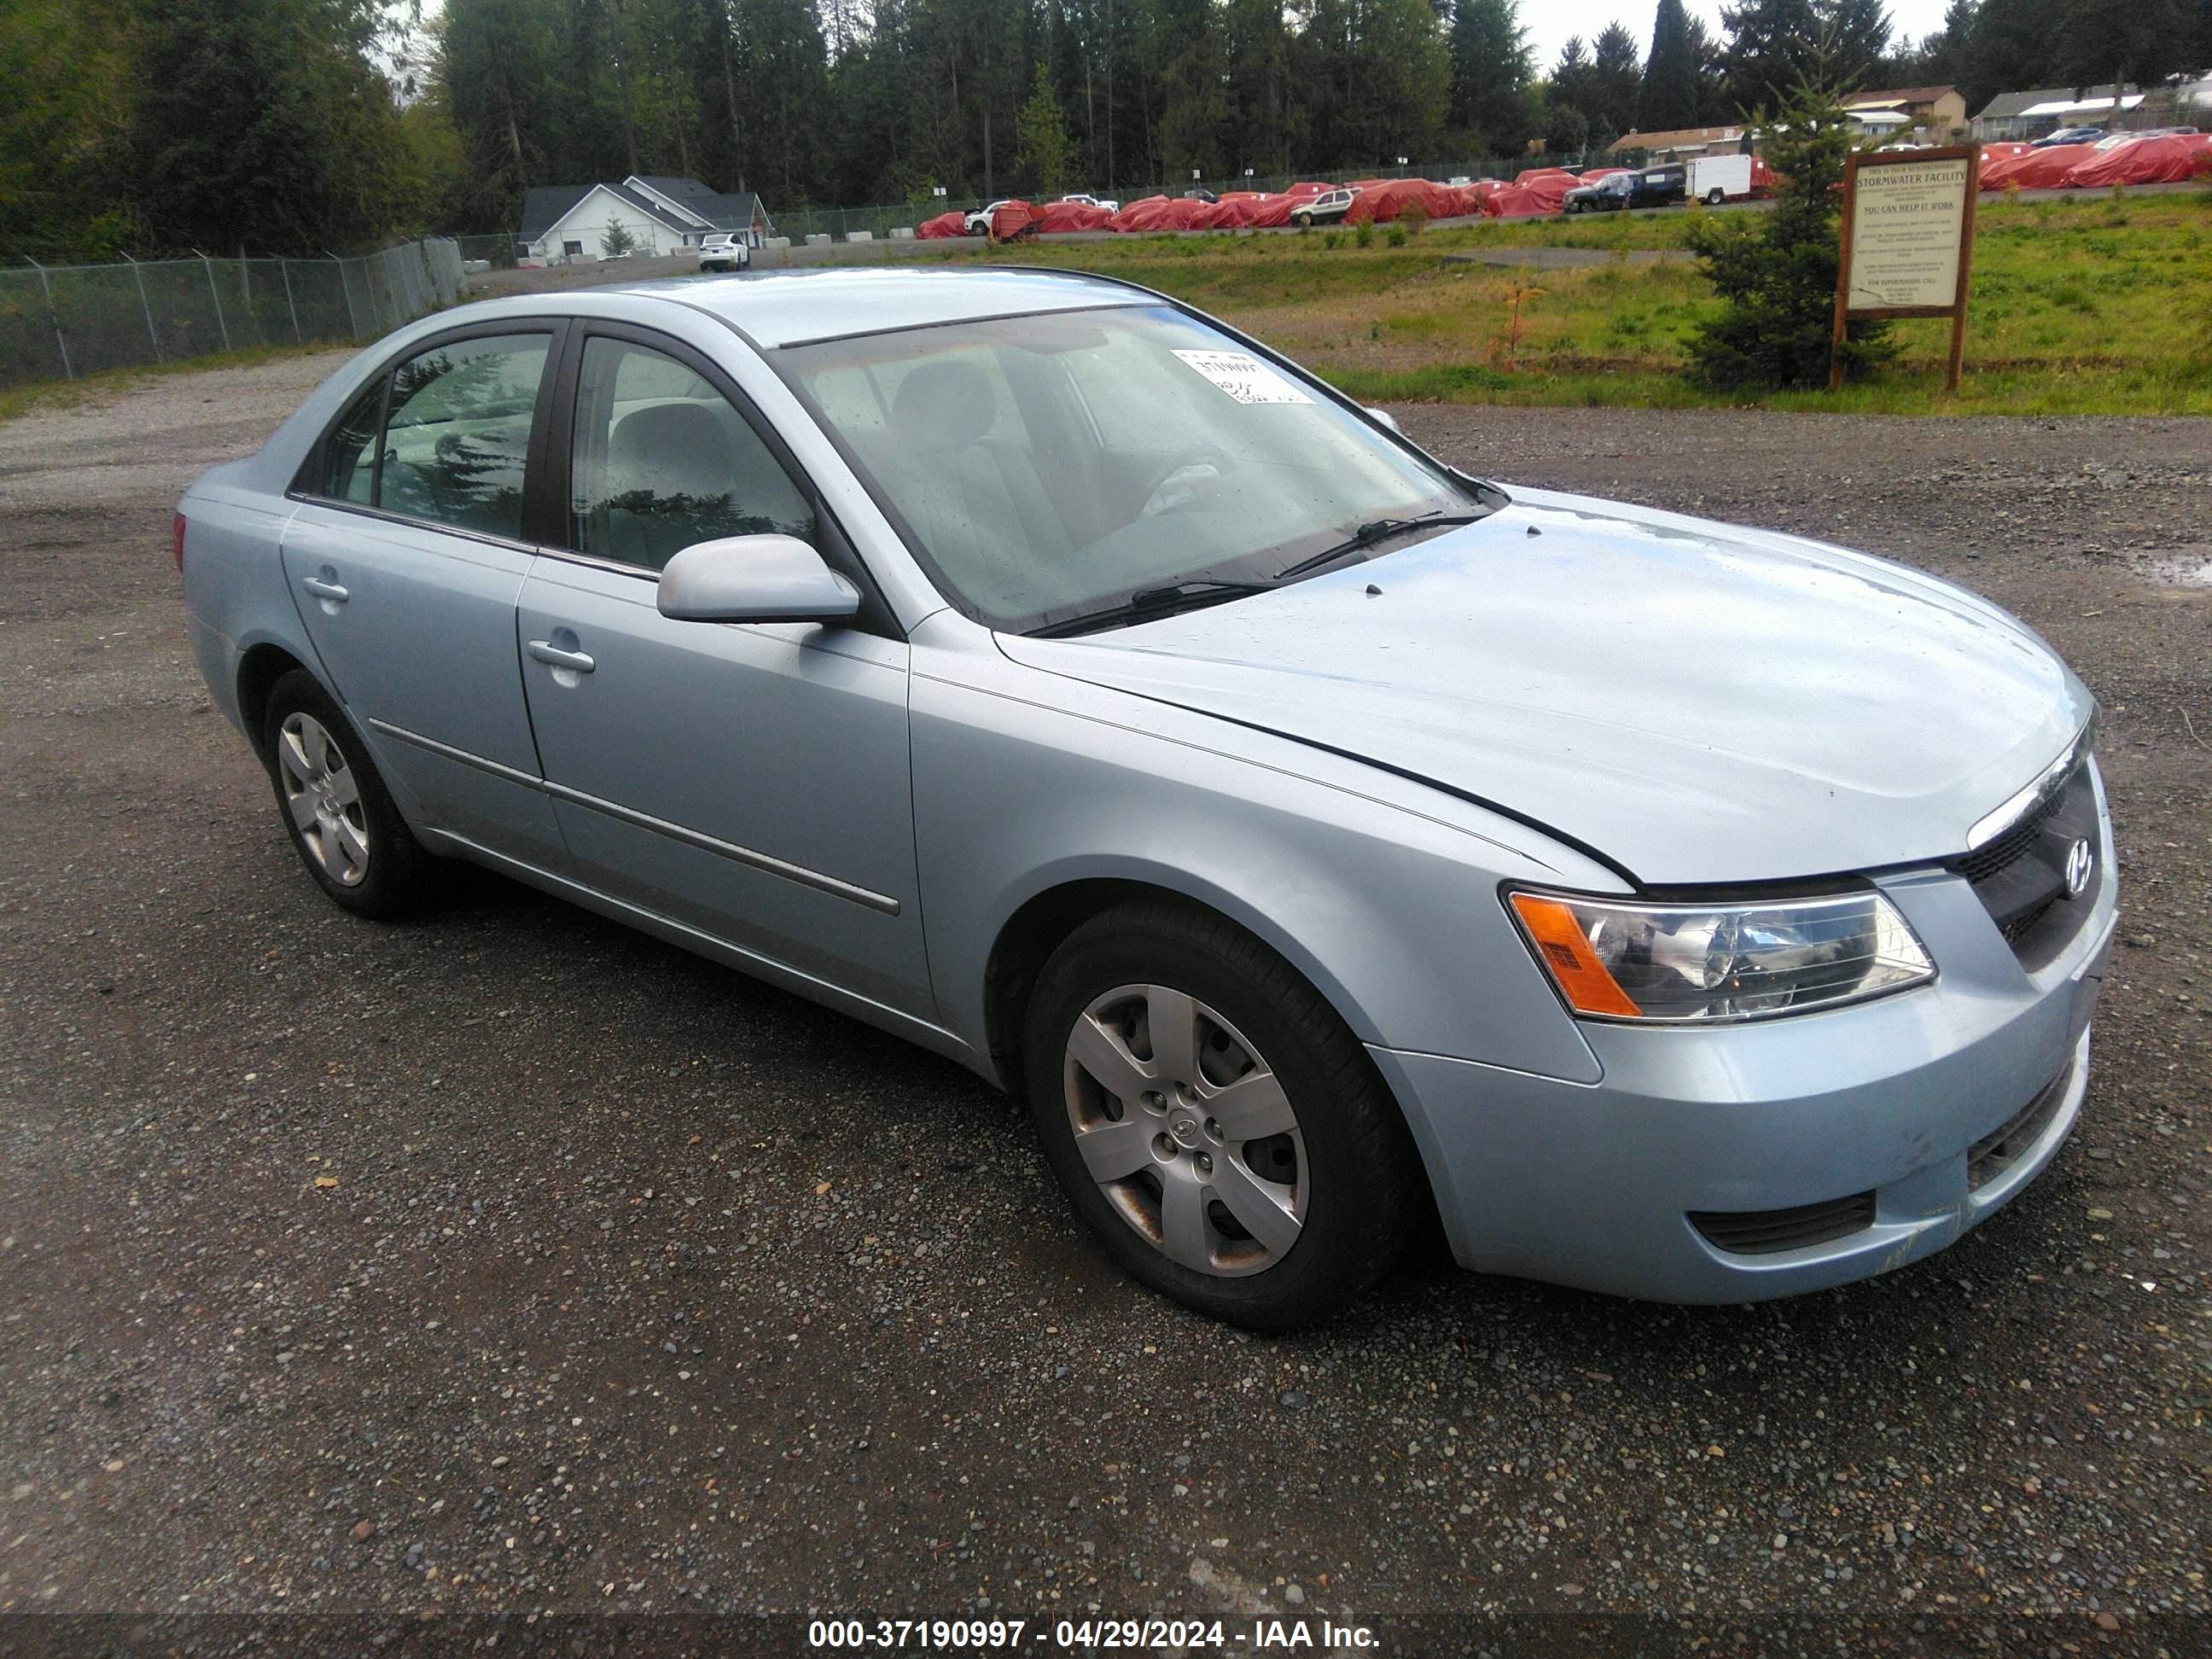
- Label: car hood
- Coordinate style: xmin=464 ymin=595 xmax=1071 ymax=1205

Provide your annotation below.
xmin=996 ymin=488 xmax=2089 ymax=885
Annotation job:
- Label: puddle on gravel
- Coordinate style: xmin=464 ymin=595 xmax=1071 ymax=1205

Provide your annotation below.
xmin=2141 ymin=548 xmax=2212 ymax=586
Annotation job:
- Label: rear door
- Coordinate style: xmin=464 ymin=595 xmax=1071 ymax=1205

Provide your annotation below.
xmin=513 ymin=323 xmax=932 ymax=1019
xmin=281 ymin=323 xmax=567 ymax=867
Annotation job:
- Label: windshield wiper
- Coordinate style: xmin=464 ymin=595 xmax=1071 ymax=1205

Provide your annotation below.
xmin=1274 ymin=511 xmax=1493 ymax=582
xmin=1028 ymin=579 xmax=1274 ymax=639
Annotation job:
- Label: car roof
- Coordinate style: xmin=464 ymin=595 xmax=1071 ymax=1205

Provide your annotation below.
xmin=598 ymin=265 xmax=1153 ymax=348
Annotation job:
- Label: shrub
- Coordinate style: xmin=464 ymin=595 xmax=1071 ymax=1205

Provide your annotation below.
xmin=1385 ymin=223 xmax=1408 ymax=247
xmin=1400 ymin=203 xmax=1428 ymax=236
xmin=1353 ymin=218 xmax=1375 ymax=248
xmin=1683 ymin=83 xmax=1894 ymax=391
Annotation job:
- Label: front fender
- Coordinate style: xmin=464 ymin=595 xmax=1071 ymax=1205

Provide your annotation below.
xmin=910 ymin=633 xmax=1613 ymax=1086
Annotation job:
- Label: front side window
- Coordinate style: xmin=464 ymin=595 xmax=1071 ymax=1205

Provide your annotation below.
xmin=568 ymin=336 xmax=815 ymax=573
xmin=375 ymin=333 xmax=549 ymax=538
xmin=782 ymin=306 xmax=1477 ymax=632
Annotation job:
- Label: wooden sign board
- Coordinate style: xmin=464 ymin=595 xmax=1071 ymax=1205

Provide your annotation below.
xmin=1830 ymin=144 xmax=1980 ymax=392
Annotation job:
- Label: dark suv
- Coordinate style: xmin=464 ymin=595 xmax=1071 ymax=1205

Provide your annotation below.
xmin=1563 ymin=172 xmax=1639 ymax=212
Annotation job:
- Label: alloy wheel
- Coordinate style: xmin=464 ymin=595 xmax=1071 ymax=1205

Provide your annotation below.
xmin=1062 ymin=983 xmax=1306 ymax=1277
xmin=276 ymin=712 xmax=370 ymax=887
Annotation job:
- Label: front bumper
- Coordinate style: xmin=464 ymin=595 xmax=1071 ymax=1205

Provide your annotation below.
xmin=1372 ymin=812 xmax=2118 ymax=1303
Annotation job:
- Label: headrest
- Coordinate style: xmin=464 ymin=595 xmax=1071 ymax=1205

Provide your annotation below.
xmin=890 ymin=359 xmax=996 ymax=451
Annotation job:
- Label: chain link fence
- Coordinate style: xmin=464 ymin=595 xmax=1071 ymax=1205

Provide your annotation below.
xmin=0 ymin=237 xmax=465 ymax=389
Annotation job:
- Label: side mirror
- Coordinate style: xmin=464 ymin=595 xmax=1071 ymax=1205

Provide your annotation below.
xmin=656 ymin=535 xmax=861 ymax=626
xmin=1365 ymin=407 xmax=1402 ymax=434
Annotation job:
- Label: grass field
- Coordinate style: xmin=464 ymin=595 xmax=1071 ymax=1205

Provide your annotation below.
xmin=925 ymin=188 xmax=2212 ymax=415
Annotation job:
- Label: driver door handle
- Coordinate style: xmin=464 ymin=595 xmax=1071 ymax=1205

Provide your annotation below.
xmin=527 ymin=639 xmax=596 ymax=674
xmin=300 ymin=576 xmax=348 ymax=602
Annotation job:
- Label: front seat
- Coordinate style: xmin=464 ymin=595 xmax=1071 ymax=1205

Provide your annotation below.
xmin=883 ymin=359 xmax=1072 ymax=602
xmin=597 ymin=400 xmax=799 ymax=569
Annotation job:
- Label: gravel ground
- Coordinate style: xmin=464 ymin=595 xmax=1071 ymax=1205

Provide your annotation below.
xmin=0 ymin=355 xmax=2206 ymax=1653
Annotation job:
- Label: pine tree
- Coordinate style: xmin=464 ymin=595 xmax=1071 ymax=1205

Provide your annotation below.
xmin=1822 ymin=0 xmax=1893 ymax=90
xmin=1588 ymin=20 xmax=1644 ymax=138
xmin=1719 ymin=0 xmax=1819 ymax=114
xmin=1447 ymin=0 xmax=1537 ymax=153
xmin=1015 ymin=63 xmax=1076 ymax=195
xmin=1639 ymin=0 xmax=1700 ymax=132
xmin=1685 ymin=82 xmax=1892 ymax=388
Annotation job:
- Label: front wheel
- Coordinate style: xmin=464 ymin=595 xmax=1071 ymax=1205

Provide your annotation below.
xmin=1294 ymin=212 xmax=1313 ymax=228
xmin=1022 ymin=901 xmax=1422 ymax=1329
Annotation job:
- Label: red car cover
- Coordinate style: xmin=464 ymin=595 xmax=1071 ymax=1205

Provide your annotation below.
xmin=987 ymin=200 xmax=1038 ymax=239
xmin=1033 ymin=200 xmax=1115 ymax=233
xmin=1978 ymin=143 xmax=2096 ymax=190
xmin=1343 ymin=178 xmax=1460 ymax=224
xmin=1515 ymin=166 xmax=1577 ymax=189
xmin=1749 ymin=156 xmax=1777 ymax=195
xmin=1976 ymin=143 xmax=2033 ymax=181
xmin=2064 ymin=133 xmax=2212 ymax=188
xmin=1484 ymin=172 xmax=1573 ymax=218
xmin=1109 ymin=195 xmax=1219 ymax=232
xmin=916 ymin=211 xmax=968 ymax=239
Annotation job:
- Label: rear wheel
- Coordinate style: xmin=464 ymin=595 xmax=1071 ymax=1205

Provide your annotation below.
xmin=1705 ymin=187 xmax=1726 ymax=206
xmin=261 ymin=669 xmax=434 ymax=919
xmin=1022 ymin=900 xmax=1421 ymax=1329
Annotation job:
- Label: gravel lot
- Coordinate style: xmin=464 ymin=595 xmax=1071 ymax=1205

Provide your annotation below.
xmin=0 ymin=352 xmax=2205 ymax=1650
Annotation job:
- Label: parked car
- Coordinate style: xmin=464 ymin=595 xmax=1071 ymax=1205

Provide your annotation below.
xmin=1563 ymin=172 xmax=1640 ymax=212
xmin=963 ymin=200 xmax=1016 ymax=235
xmin=2033 ymin=125 xmax=2105 ymax=147
xmin=178 ymin=268 xmax=2116 ymax=1329
xmin=1058 ymin=192 xmax=1121 ymax=213
xmin=696 ymin=233 xmax=749 ymax=273
xmin=1291 ymin=187 xmax=1354 ymax=226
xmin=1183 ymin=187 xmax=1220 ymax=203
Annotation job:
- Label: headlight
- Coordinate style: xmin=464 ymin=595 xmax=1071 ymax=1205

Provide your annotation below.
xmin=1507 ymin=888 xmax=1935 ymax=1023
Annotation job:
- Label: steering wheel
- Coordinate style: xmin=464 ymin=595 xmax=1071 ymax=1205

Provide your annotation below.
xmin=1138 ymin=444 xmax=1236 ymax=517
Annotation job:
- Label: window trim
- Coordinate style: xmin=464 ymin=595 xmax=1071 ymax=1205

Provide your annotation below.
xmin=541 ymin=319 xmax=901 ymax=639
xmin=289 ymin=318 xmax=569 ymax=550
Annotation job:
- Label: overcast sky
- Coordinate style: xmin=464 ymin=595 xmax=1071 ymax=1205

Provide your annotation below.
xmin=1523 ymin=1 xmax=1953 ymax=73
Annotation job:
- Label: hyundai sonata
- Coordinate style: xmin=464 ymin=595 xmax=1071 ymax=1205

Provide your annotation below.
xmin=178 ymin=267 xmax=2116 ymax=1327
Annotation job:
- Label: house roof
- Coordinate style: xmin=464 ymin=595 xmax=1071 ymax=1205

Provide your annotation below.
xmin=518 ymin=178 xmax=769 ymax=243
xmin=1845 ymin=85 xmax=1958 ymax=110
xmin=1973 ymin=83 xmax=2136 ymax=123
xmin=1608 ymin=125 xmax=1743 ymax=154
xmin=518 ymin=184 xmax=592 ymax=243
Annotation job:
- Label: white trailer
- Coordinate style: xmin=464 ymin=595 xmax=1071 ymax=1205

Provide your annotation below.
xmin=1686 ymin=154 xmax=1754 ymax=205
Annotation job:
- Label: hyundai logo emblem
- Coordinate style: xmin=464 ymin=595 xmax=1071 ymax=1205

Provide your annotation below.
xmin=2064 ymin=838 xmax=2094 ymax=898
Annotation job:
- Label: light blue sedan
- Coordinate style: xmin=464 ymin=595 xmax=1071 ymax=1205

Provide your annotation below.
xmin=178 ymin=268 xmax=2116 ymax=1327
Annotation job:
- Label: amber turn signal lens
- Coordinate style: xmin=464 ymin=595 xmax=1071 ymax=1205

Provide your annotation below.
xmin=1509 ymin=892 xmax=1643 ymax=1017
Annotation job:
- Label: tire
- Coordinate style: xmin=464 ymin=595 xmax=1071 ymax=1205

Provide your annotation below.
xmin=1021 ymin=899 xmax=1422 ymax=1330
xmin=1295 ymin=212 xmax=1312 ymax=228
xmin=1705 ymin=188 xmax=1725 ymax=206
xmin=261 ymin=669 xmax=434 ymax=920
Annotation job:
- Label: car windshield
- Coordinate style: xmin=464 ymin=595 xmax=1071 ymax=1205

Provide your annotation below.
xmin=780 ymin=305 xmax=1480 ymax=632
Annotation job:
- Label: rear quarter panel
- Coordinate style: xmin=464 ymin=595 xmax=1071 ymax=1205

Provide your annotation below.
xmin=180 ymin=465 xmax=309 ymax=743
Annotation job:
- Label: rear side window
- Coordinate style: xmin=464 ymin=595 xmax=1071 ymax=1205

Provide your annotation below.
xmin=375 ymin=334 xmax=550 ymax=539
xmin=321 ymin=380 xmax=386 ymax=503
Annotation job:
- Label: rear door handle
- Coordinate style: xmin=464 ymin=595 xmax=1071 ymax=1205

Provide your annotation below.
xmin=527 ymin=639 xmax=596 ymax=674
xmin=300 ymin=576 xmax=348 ymax=602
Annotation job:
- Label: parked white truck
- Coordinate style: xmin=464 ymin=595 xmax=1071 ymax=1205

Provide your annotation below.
xmin=1685 ymin=154 xmax=1754 ymax=206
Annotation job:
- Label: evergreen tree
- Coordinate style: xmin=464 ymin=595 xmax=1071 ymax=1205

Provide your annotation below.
xmin=1685 ymin=81 xmax=1892 ymax=388
xmin=1961 ymin=0 xmax=2064 ymax=112
xmin=1015 ymin=63 xmax=1077 ymax=194
xmin=1719 ymin=0 xmax=1819 ymax=113
xmin=1447 ymin=0 xmax=1537 ymax=152
xmin=1823 ymin=0 xmax=1893 ymax=89
xmin=1639 ymin=0 xmax=1700 ymax=131
xmin=1588 ymin=20 xmax=1644 ymax=138
xmin=1223 ymin=0 xmax=1292 ymax=175
xmin=133 ymin=0 xmax=410 ymax=253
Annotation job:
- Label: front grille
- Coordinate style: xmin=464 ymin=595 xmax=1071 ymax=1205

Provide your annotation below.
xmin=1968 ymin=1064 xmax=2073 ymax=1190
xmin=1953 ymin=760 xmax=2098 ymax=967
xmin=1690 ymin=1191 xmax=1877 ymax=1255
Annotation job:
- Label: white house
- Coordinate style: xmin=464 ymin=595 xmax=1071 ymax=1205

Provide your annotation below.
xmin=516 ymin=176 xmax=772 ymax=265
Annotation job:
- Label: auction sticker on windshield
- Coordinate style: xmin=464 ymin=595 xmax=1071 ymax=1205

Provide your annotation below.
xmin=1173 ymin=348 xmax=1313 ymax=405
